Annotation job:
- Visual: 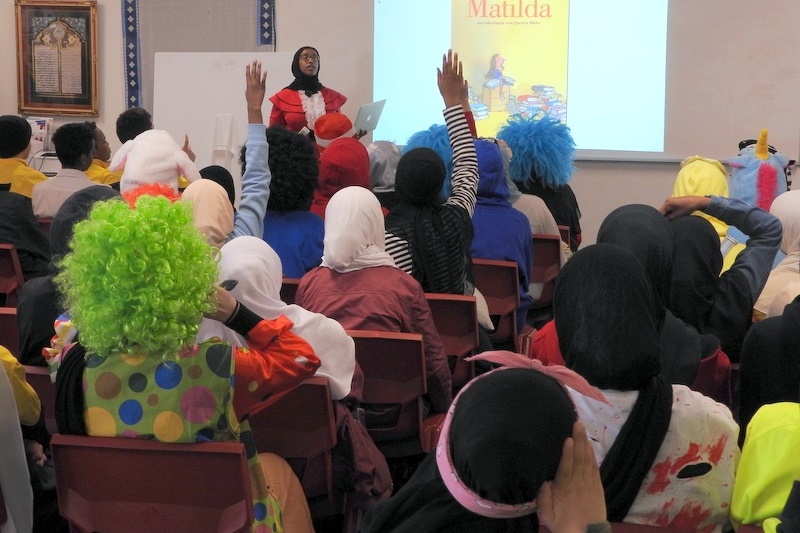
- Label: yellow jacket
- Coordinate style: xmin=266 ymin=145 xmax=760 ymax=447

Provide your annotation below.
xmin=0 ymin=346 xmax=41 ymax=426
xmin=0 ymin=158 xmax=48 ymax=198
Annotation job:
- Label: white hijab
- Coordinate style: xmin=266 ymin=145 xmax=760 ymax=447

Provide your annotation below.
xmin=0 ymin=361 xmax=33 ymax=533
xmin=320 ymin=186 xmax=396 ymax=273
xmin=755 ymin=190 xmax=800 ymax=314
xmin=197 ymin=236 xmax=355 ymax=400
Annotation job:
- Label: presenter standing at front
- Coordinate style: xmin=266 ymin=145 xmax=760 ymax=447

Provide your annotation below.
xmin=268 ymin=46 xmax=347 ymax=139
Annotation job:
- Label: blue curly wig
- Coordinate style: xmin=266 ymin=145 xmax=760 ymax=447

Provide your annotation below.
xmin=497 ymin=114 xmax=576 ymax=188
xmin=403 ymin=124 xmax=453 ymax=200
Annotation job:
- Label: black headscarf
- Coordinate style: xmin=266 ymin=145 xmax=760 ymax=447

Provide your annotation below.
xmin=285 ymin=46 xmax=323 ymax=96
xmin=597 ymin=204 xmax=705 ymax=385
xmin=361 ymin=368 xmax=576 ymax=533
xmin=554 ymin=244 xmax=672 ymax=521
xmin=667 ymin=215 xmax=721 ymax=330
xmin=50 ymin=186 xmax=122 ymax=264
xmin=386 ymin=147 xmax=472 ymax=294
xmin=668 ymin=214 xmax=753 ymax=360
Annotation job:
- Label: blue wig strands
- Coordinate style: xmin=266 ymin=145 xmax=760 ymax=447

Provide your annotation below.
xmin=404 ymin=124 xmax=453 ymax=200
xmin=497 ymin=114 xmax=576 ymax=188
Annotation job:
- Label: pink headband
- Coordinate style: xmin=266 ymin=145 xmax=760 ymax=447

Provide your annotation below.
xmin=435 ymin=351 xmax=607 ymax=519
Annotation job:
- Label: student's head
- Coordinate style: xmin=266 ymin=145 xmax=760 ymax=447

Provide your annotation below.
xmin=315 ymin=137 xmax=369 ymax=204
xmin=0 ymin=115 xmax=32 ymax=159
xmin=265 ymin=125 xmax=318 ymax=211
xmin=497 ymin=114 xmax=575 ymax=188
xmin=52 ymin=123 xmax=95 ymax=171
xmin=402 ymin=124 xmax=453 ymax=200
xmin=367 ymin=141 xmax=402 ymax=209
xmin=322 ymin=186 xmax=386 ymax=272
xmin=180 ymin=179 xmax=235 ymax=249
xmin=475 ymin=139 xmax=509 ymax=201
xmin=555 ymin=244 xmax=662 ymax=390
xmin=115 ymin=107 xmax=153 ymax=143
xmin=395 ymin=147 xmax=447 ymax=207
xmin=84 ymin=121 xmax=112 ymax=162
xmin=293 ymin=46 xmax=320 ymax=78
xmin=199 ymin=165 xmax=236 ymax=209
xmin=55 ymin=195 xmax=217 ymax=359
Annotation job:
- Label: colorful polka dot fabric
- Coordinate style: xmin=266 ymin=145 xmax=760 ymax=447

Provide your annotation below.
xmin=83 ymin=341 xmax=284 ymax=532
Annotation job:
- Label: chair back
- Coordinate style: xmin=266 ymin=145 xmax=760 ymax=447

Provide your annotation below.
xmin=472 ymin=258 xmax=520 ymax=350
xmin=249 ymin=376 xmax=337 ymax=500
xmin=425 ymin=293 xmax=478 ymax=391
xmin=0 ymin=307 xmax=19 ymax=358
xmin=50 ymin=434 xmax=254 ymax=533
xmin=0 ymin=244 xmax=25 ymax=307
xmin=280 ymin=277 xmax=301 ymax=305
xmin=557 ymin=225 xmax=570 ymax=244
xmin=37 ymin=217 xmax=53 ymax=237
xmin=530 ymin=234 xmax=563 ymax=327
xmin=541 ymin=524 xmax=693 ymax=533
xmin=347 ymin=330 xmax=443 ymax=456
xmin=24 ymin=365 xmax=57 ymax=434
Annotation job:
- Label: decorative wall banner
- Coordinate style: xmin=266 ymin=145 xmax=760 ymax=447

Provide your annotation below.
xmin=257 ymin=0 xmax=276 ymax=46
xmin=122 ymin=0 xmax=142 ymax=108
xmin=15 ymin=0 xmax=99 ymax=116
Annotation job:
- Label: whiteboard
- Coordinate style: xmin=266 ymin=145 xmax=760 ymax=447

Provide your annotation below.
xmin=153 ymin=52 xmax=295 ymax=198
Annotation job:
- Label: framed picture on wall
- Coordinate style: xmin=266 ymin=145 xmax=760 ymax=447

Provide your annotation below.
xmin=15 ymin=0 xmax=99 ymax=116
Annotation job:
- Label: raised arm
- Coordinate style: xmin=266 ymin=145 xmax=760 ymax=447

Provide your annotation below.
xmin=231 ymin=60 xmax=272 ymax=240
xmin=439 ymin=50 xmax=479 ymax=216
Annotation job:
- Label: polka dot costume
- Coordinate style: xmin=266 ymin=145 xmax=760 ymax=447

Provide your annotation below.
xmin=83 ymin=341 xmax=284 ymax=532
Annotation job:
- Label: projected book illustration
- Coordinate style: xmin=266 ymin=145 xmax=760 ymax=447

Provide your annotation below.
xmin=452 ymin=0 xmax=569 ymax=138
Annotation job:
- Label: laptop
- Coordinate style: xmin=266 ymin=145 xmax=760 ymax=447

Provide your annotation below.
xmin=353 ymin=99 xmax=387 ymax=132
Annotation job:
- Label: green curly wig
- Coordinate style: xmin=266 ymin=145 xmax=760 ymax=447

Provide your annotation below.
xmin=55 ymin=195 xmax=218 ymax=359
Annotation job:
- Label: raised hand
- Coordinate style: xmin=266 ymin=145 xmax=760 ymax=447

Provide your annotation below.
xmin=181 ymin=134 xmax=196 ymax=162
xmin=245 ymin=60 xmax=267 ymax=124
xmin=437 ymin=49 xmax=468 ymax=108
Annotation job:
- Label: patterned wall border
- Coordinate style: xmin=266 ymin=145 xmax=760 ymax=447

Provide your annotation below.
xmin=122 ymin=0 xmax=142 ymax=108
xmin=257 ymin=0 xmax=276 ymax=46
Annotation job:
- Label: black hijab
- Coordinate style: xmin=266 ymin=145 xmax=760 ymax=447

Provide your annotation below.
xmin=286 ymin=46 xmax=323 ymax=96
xmin=386 ymin=147 xmax=472 ymax=294
xmin=597 ymin=204 xmax=706 ymax=385
xmin=668 ymin=214 xmax=752 ymax=360
xmin=554 ymin=244 xmax=672 ymax=521
xmin=361 ymin=368 xmax=576 ymax=533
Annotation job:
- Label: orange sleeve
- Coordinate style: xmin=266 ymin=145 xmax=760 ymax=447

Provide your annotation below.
xmin=530 ymin=320 xmax=565 ymax=366
xmin=231 ymin=316 xmax=320 ymax=419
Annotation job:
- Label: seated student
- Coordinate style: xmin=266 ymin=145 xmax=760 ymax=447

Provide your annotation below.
xmin=309 ymin=137 xmax=370 ymax=219
xmin=258 ymin=125 xmax=323 ymax=278
xmin=17 ymin=186 xmax=120 ymax=366
xmin=198 ymin=236 xmax=356 ymax=402
xmin=384 ymin=51 xmax=479 ymax=295
xmin=732 ymin=383 xmax=800 ymax=533
xmin=754 ymin=190 xmax=800 ymax=318
xmin=555 ymin=244 xmax=738 ymax=531
xmin=738 ymin=295 xmax=800 ymax=444
xmin=672 ymin=155 xmax=744 ymax=272
xmin=83 ymin=122 xmax=122 ymax=186
xmin=470 ymin=138 xmax=532 ymax=332
xmin=112 ymin=106 xmax=194 ymax=191
xmin=497 ymin=114 xmax=582 ymax=252
xmin=47 ymin=194 xmax=320 ymax=533
xmin=367 ymin=140 xmax=401 ymax=210
xmin=33 ymin=123 xmax=108 ymax=218
xmin=361 ymin=357 xmax=610 ymax=533
xmin=0 ymin=190 xmax=50 ymax=284
xmin=0 ymin=115 xmax=47 ymax=198
xmin=533 ymin=204 xmax=731 ymax=403
xmin=197 ymin=236 xmax=392 ymax=504
xmin=296 ymin=186 xmax=452 ymax=417
xmin=662 ymin=194 xmax=781 ymax=362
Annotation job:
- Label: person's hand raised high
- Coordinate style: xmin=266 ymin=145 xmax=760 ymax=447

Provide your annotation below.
xmin=437 ymin=49 xmax=468 ymax=108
